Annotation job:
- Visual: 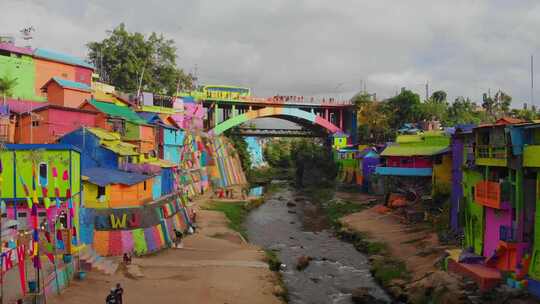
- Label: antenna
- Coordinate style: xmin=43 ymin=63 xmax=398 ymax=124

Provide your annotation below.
xmin=531 ymin=55 xmax=534 ymax=105
xmin=19 ymin=26 xmax=35 ymax=48
xmin=136 ymin=63 xmax=146 ymax=106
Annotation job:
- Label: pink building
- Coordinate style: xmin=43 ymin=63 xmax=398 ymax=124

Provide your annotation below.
xmin=17 ymin=105 xmax=98 ymax=143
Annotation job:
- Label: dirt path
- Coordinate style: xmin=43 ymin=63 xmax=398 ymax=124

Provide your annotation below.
xmin=49 ymin=209 xmax=282 ymax=304
xmin=340 ymin=206 xmax=442 ymax=281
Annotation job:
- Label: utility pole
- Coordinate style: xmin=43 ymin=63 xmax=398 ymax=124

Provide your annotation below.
xmin=531 ymin=55 xmax=534 ymax=105
xmin=425 ymin=81 xmax=429 ymax=101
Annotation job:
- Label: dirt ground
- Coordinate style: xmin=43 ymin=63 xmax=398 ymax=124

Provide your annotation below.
xmin=340 ymin=203 xmax=443 ymax=281
xmin=49 ymin=208 xmax=282 ymax=304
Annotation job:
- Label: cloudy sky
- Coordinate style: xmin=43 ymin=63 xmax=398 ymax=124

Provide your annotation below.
xmin=2 ymin=0 xmax=540 ymax=106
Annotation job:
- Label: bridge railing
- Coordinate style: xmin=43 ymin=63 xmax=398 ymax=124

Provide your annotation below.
xmin=238 ymin=96 xmax=353 ymax=106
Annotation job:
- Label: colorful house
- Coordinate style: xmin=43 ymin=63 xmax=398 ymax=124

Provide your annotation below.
xmin=449 ymin=118 xmax=532 ymax=291
xmin=137 ymin=112 xmax=184 ymax=164
xmin=332 ymin=132 xmax=349 ymax=150
xmin=82 ymin=167 xmax=153 ymax=209
xmin=41 ymin=77 xmax=92 ymax=108
xmin=514 ymin=122 xmax=540 ymax=291
xmin=358 ymin=147 xmax=380 ymax=192
xmin=59 ymin=127 xmax=139 ymax=170
xmin=0 ymin=43 xmax=94 ymax=101
xmin=81 ymin=100 xmax=156 ymax=154
xmin=33 ymin=48 xmax=93 ymax=97
xmin=449 ymin=124 xmax=475 ymax=233
xmin=0 ymin=43 xmax=40 ymax=100
xmin=336 ymin=147 xmax=363 ymax=185
xmin=0 ymin=144 xmax=81 ymax=235
xmin=375 ymin=131 xmax=451 ymax=195
xmin=17 ymin=105 xmax=97 ymax=144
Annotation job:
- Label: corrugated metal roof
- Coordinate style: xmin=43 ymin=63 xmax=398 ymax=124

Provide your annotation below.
xmin=42 ymin=77 xmax=91 ymax=92
xmin=33 ymin=48 xmax=94 ymax=69
xmin=86 ymin=127 xmax=121 ymax=140
xmin=4 ymin=99 xmax=48 ymax=114
xmin=0 ymin=43 xmax=33 ymax=56
xmin=5 ymin=143 xmax=80 ymax=152
xmin=90 ymin=100 xmax=147 ymax=124
xmin=82 ymin=167 xmax=151 ymax=186
xmin=380 ymin=132 xmax=450 ymax=156
xmin=144 ymin=158 xmax=177 ymax=168
xmin=85 ymin=128 xmax=139 ymax=156
xmin=101 ymin=141 xmax=139 ymax=156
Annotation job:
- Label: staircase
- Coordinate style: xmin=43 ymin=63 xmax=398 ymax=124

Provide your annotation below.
xmin=78 ymin=247 xmax=120 ymax=275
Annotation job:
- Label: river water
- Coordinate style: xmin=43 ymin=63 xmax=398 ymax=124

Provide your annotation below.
xmin=245 ymin=185 xmax=390 ymax=304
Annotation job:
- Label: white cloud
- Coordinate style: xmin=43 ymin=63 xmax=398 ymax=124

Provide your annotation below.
xmin=1 ymin=0 xmax=540 ymax=106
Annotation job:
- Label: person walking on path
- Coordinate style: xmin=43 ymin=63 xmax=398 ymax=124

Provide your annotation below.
xmin=106 ymin=288 xmax=117 ymax=304
xmin=174 ymin=229 xmax=184 ymax=248
xmin=115 ymin=283 xmax=124 ymax=304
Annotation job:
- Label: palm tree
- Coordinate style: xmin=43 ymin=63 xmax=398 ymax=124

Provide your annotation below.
xmin=0 ymin=76 xmax=18 ymax=99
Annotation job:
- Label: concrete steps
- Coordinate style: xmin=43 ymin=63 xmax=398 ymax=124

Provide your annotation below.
xmin=79 ymin=247 xmax=119 ymax=276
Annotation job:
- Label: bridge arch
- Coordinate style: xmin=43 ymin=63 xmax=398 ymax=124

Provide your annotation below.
xmin=210 ymin=106 xmax=342 ymax=135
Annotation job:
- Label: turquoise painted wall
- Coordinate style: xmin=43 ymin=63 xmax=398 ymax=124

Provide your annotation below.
xmin=163 ymin=128 xmax=184 ymax=146
xmin=0 ymin=53 xmax=43 ymax=100
xmin=163 ymin=145 xmax=180 ymax=164
xmin=152 ymin=175 xmax=162 ymax=200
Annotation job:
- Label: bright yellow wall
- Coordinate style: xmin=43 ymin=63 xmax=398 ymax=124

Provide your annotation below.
xmin=433 ymin=154 xmax=452 ymax=194
xmin=82 ymin=181 xmax=110 ymax=209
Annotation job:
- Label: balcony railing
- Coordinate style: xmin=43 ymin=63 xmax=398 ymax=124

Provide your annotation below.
xmin=475 ymin=145 xmax=507 ymax=166
xmin=474 ymin=180 xmax=511 ymax=209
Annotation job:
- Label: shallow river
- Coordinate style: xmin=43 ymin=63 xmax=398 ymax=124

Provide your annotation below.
xmin=245 ymin=186 xmax=390 ymax=304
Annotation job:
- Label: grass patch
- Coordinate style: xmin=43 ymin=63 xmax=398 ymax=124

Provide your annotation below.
xmin=264 ymin=249 xmax=282 ymax=272
xmin=205 ymin=201 xmax=249 ymax=239
xmin=371 ymin=257 xmax=410 ymax=286
xmin=325 ymin=200 xmax=364 ymax=224
xmin=366 ymin=242 xmax=388 ymax=255
xmin=263 ymin=249 xmax=289 ymax=302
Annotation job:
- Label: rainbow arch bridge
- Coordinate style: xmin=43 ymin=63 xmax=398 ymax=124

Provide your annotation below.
xmin=198 ymin=87 xmax=357 ymax=140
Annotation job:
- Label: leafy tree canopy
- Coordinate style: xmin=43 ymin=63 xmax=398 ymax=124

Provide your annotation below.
xmin=385 ymin=89 xmax=422 ymax=129
xmin=87 ymin=23 xmax=193 ymax=96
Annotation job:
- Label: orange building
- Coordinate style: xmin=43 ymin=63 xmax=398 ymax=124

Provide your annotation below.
xmin=33 ymin=48 xmax=94 ymax=99
xmin=17 ymin=105 xmax=98 ymax=144
xmin=82 ymin=167 xmax=154 ymax=209
xmin=41 ymin=77 xmax=92 ymax=108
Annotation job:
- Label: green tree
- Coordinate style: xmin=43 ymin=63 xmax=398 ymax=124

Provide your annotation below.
xmin=418 ymin=98 xmax=449 ymax=124
xmin=447 ymin=96 xmax=487 ymax=125
xmin=385 ymin=89 xmax=422 ymax=129
xmin=87 ymin=23 xmax=193 ymax=95
xmin=225 ymin=128 xmax=252 ymax=173
xmin=290 ymin=139 xmax=336 ymax=187
xmin=263 ymin=139 xmax=291 ymax=168
xmin=430 ymin=90 xmax=447 ymax=103
xmin=0 ymin=75 xmax=18 ymax=98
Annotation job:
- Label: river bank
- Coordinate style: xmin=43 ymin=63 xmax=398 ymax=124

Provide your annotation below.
xmin=48 ymin=197 xmax=282 ymax=304
xmin=332 ymin=189 xmax=540 ymax=304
